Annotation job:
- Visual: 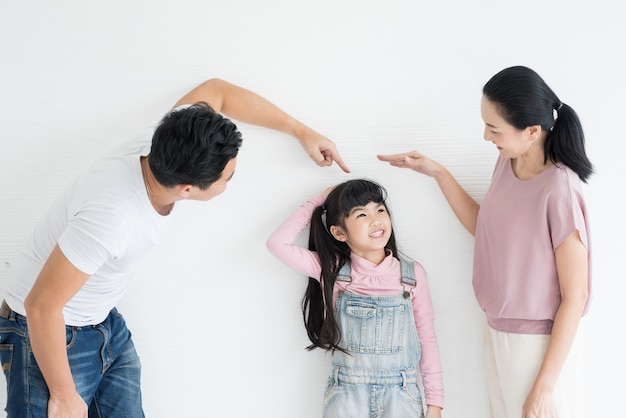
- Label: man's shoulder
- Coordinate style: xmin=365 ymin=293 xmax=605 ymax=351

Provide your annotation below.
xmin=101 ymin=128 xmax=154 ymax=159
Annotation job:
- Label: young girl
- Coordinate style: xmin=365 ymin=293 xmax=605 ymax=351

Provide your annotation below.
xmin=267 ymin=179 xmax=444 ymax=418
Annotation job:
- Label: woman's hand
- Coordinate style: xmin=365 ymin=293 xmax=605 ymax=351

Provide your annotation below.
xmin=377 ymin=151 xmax=443 ymax=178
xmin=522 ymin=386 xmax=556 ymax=418
xmin=378 ymin=150 xmax=479 ymax=235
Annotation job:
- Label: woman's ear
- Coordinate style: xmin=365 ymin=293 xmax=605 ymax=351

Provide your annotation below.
xmin=330 ymin=225 xmax=347 ymax=242
xmin=527 ymin=124 xmax=543 ymax=142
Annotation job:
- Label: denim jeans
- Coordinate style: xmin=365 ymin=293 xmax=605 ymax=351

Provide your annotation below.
xmin=0 ymin=305 xmax=144 ymax=418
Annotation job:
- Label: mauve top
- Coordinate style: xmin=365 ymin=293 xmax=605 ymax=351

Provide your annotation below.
xmin=473 ymin=157 xmax=591 ymax=334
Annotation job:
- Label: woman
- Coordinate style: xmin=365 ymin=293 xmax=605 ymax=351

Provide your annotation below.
xmin=378 ymin=66 xmax=592 ymax=418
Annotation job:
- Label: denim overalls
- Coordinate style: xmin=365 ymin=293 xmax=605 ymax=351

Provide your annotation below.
xmin=323 ymin=259 xmax=425 ymax=418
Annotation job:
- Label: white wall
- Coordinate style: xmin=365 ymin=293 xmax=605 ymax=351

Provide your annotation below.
xmin=1 ymin=1 xmax=624 ymax=417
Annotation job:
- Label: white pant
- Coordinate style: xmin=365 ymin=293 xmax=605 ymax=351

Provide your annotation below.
xmin=484 ymin=324 xmax=581 ymax=418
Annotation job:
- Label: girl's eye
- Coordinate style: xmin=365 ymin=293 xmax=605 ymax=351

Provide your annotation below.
xmin=356 ymin=213 xmax=366 ymax=218
xmin=378 ymin=208 xmax=386 ymax=213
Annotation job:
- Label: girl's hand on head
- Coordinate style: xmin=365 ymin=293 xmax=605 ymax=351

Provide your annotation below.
xmin=320 ymin=185 xmax=336 ymax=201
xmin=377 ymin=151 xmax=443 ymax=178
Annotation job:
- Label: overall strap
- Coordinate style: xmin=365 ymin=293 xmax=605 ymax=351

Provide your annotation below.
xmin=400 ymin=258 xmax=416 ymax=286
xmin=336 ymin=261 xmax=352 ymax=283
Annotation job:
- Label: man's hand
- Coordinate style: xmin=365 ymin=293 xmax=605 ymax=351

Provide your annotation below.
xmin=298 ymin=130 xmax=349 ymax=173
xmin=174 ymin=78 xmax=350 ymax=173
xmin=48 ymin=391 xmax=88 ymax=418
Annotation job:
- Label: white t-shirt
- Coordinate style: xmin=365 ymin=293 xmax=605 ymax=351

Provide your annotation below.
xmin=5 ymin=130 xmax=175 ymax=326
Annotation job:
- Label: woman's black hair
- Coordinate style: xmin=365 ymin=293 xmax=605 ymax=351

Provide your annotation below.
xmin=483 ymin=66 xmax=593 ymax=182
xmin=302 ymin=179 xmax=398 ymax=352
xmin=148 ymin=102 xmax=243 ymax=189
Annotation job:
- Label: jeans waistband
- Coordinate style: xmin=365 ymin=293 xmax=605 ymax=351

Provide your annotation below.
xmin=0 ymin=300 xmax=22 ymax=320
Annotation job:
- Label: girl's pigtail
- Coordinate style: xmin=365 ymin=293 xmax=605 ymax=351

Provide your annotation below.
xmin=302 ymin=204 xmax=348 ymax=352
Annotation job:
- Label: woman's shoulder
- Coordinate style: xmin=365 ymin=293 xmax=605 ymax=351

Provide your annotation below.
xmin=546 ymin=162 xmax=586 ymax=198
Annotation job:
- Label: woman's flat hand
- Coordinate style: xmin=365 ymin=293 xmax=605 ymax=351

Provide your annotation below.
xmin=377 ymin=151 xmax=442 ymax=178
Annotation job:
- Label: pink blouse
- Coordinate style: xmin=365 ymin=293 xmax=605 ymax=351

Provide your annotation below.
xmin=474 ymin=157 xmax=591 ymax=334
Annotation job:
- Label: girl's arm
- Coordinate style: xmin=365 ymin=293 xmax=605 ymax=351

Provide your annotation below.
xmin=522 ymin=231 xmax=588 ymax=418
xmin=266 ymin=196 xmax=324 ymax=279
xmin=378 ymin=151 xmax=479 ymax=235
xmin=411 ymin=263 xmax=444 ymax=412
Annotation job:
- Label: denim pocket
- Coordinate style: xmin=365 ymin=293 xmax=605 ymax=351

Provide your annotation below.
xmin=0 ymin=344 xmax=14 ymax=388
xmin=346 ymin=301 xmax=376 ymax=318
xmin=323 ymin=375 xmax=337 ymax=401
xmin=343 ymin=300 xmax=405 ymax=354
xmin=400 ymin=382 xmax=423 ymax=405
xmin=65 ymin=326 xmax=78 ymax=349
xmin=0 ymin=317 xmax=27 ymax=389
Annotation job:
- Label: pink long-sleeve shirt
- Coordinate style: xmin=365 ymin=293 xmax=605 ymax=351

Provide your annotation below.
xmin=266 ymin=195 xmax=444 ymax=409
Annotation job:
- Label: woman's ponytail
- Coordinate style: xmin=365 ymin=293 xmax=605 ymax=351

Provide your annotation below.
xmin=545 ymin=102 xmax=594 ymax=182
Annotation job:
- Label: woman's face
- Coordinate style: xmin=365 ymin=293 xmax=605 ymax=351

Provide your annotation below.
xmin=481 ymin=96 xmax=536 ymax=159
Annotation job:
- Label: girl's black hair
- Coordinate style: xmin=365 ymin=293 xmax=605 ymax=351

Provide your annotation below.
xmin=302 ymin=179 xmax=398 ymax=352
xmin=483 ymin=66 xmax=593 ymax=182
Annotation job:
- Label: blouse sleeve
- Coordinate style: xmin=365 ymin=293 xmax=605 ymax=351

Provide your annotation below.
xmin=266 ymin=196 xmax=324 ymax=280
xmin=547 ymin=168 xmax=589 ymax=251
xmin=412 ymin=262 xmax=444 ymax=409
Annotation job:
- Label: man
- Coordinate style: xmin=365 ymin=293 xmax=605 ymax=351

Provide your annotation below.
xmin=0 ymin=78 xmax=349 ymax=418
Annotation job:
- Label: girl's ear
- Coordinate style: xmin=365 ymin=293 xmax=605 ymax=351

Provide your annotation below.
xmin=330 ymin=225 xmax=347 ymax=242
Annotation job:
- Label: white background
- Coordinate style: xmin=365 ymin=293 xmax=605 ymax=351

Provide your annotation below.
xmin=1 ymin=1 xmax=624 ymax=417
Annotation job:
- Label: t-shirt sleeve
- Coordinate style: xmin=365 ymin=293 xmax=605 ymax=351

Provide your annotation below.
xmin=547 ymin=170 xmax=589 ymax=251
xmin=58 ymin=206 xmax=131 ymax=275
xmin=411 ymin=262 xmax=444 ymax=409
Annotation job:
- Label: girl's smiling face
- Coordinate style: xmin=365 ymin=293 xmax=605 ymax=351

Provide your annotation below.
xmin=330 ymin=201 xmax=391 ymax=264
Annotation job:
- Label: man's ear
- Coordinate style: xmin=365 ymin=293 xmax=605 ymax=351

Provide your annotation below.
xmin=330 ymin=225 xmax=347 ymax=242
xmin=178 ymin=185 xmax=194 ymax=199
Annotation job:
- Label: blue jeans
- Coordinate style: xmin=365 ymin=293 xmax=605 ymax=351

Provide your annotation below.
xmin=0 ymin=305 xmax=144 ymax=418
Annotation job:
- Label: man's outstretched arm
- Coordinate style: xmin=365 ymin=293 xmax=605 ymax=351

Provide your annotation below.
xmin=174 ymin=78 xmax=350 ymax=172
